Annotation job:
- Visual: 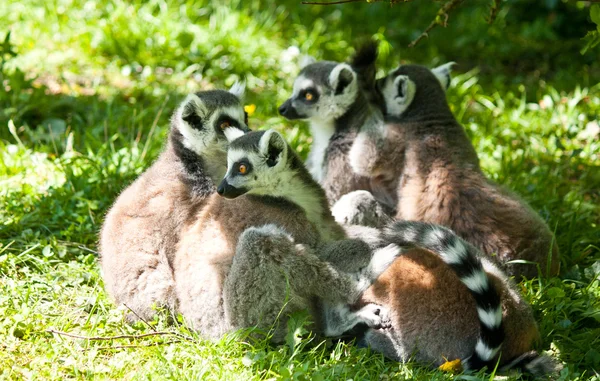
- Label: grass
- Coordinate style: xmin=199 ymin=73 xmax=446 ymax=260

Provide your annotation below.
xmin=1 ymin=0 xmax=599 ymax=380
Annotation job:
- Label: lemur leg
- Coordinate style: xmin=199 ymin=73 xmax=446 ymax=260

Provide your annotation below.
xmin=223 ymin=225 xmax=401 ymax=342
xmin=317 ymin=239 xmax=398 ymax=336
xmin=322 ymin=302 xmax=391 ymax=337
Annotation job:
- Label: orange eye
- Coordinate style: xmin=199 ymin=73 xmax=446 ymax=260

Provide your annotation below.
xmin=239 ymin=164 xmax=247 ymax=174
xmin=220 ymin=120 xmax=231 ymax=129
xmin=305 ymin=92 xmax=313 ymax=101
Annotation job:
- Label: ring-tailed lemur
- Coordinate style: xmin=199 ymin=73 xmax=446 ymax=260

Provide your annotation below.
xmin=216 ymin=129 xmax=525 ymax=371
xmin=278 ymin=58 xmax=396 ymax=212
xmin=99 ymin=85 xmax=249 ymax=322
xmin=173 ymin=128 xmax=400 ymax=341
xmin=348 ymin=41 xmax=560 ymax=279
xmin=347 ymin=222 xmax=559 ymax=377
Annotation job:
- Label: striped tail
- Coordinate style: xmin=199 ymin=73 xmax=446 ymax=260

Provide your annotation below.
xmin=382 ymin=221 xmax=504 ymax=370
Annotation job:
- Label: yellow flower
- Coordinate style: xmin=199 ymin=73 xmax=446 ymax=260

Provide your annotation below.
xmin=438 ymin=358 xmax=462 ymax=373
xmin=244 ymin=104 xmax=256 ymax=116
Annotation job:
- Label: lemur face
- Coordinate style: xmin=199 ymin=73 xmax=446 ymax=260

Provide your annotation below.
xmin=279 ymin=61 xmax=359 ymax=122
xmin=217 ymin=130 xmax=289 ymax=199
xmin=173 ymin=84 xmax=250 ymax=158
xmin=377 ymin=62 xmax=454 ymax=118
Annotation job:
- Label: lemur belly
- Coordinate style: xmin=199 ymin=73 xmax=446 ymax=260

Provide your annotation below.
xmin=359 ymin=248 xmax=539 ymax=364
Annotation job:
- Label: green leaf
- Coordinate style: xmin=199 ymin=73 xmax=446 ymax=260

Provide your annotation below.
xmin=546 ymin=287 xmax=566 ymax=299
xmin=591 ymin=5 xmax=600 ymax=26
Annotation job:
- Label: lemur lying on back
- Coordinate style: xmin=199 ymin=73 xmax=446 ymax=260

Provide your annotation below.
xmin=347 ymin=42 xmax=560 ymax=278
xmin=100 ymin=85 xmax=249 ymax=321
xmin=216 ymin=129 xmax=559 ymax=374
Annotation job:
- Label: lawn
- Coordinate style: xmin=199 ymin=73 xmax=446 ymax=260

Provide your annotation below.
xmin=1 ymin=1 xmax=599 ymax=380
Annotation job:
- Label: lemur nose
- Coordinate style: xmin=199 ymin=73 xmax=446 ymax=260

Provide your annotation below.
xmin=278 ymin=103 xmax=288 ymax=115
xmin=216 ymin=183 xmax=225 ymax=195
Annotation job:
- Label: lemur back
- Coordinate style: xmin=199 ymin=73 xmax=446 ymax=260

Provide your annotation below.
xmin=348 ymin=42 xmax=560 ymax=279
xmin=99 ymin=87 xmax=249 ymax=321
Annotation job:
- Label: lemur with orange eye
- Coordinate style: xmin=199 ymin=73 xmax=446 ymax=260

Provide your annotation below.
xmin=346 ymin=41 xmax=560 ymax=279
xmin=214 ymin=129 xmax=558 ymax=376
xmin=173 ymin=127 xmax=402 ymax=341
xmin=100 ymin=85 xmax=249 ymax=322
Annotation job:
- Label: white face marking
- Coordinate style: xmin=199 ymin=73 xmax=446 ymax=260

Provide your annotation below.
xmin=224 ymin=127 xmax=245 ymax=142
xmin=292 ymin=75 xmax=315 ymax=98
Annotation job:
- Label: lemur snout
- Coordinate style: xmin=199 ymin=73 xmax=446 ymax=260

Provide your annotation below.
xmin=278 ymin=101 xmax=290 ymax=116
xmin=217 ymin=180 xmax=247 ymax=199
xmin=278 ymin=99 xmax=301 ymax=120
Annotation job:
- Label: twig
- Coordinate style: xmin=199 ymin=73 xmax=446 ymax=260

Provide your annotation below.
xmin=95 ymin=340 xmax=181 ymax=350
xmin=46 ymin=329 xmax=181 ymax=341
xmin=302 ymin=0 xmax=364 ymax=4
xmin=408 ymin=0 xmax=464 ymax=48
xmin=487 ymin=0 xmax=501 ymax=24
xmin=124 ymin=303 xmax=157 ymax=333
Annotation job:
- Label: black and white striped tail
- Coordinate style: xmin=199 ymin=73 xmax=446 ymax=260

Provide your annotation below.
xmin=382 ymin=221 xmax=504 ymax=370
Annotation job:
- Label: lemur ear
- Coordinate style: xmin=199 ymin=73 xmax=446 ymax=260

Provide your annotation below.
xmin=259 ymin=130 xmax=288 ymax=168
xmin=329 ymin=63 xmax=356 ymax=95
xmin=180 ymin=93 xmax=208 ymax=129
xmin=299 ymin=55 xmax=316 ymax=69
xmin=431 ymin=62 xmax=456 ymax=91
xmin=229 ymin=80 xmax=246 ymax=100
xmin=393 ymin=75 xmax=416 ymax=103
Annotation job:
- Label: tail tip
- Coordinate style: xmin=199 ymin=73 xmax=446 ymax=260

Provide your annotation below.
xmin=502 ymin=351 xmax=562 ymax=379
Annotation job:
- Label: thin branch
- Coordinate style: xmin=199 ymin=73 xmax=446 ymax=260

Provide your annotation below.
xmin=47 ymin=329 xmax=180 ymax=341
xmin=302 ymin=0 xmax=364 ymax=5
xmin=124 ymin=303 xmax=157 ymax=333
xmin=487 ymin=0 xmax=501 ymax=24
xmin=95 ymin=340 xmax=181 ymax=350
xmin=408 ymin=0 xmax=464 ymax=48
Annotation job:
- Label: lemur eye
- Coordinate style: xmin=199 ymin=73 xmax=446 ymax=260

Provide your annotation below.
xmin=220 ymin=120 xmax=232 ymax=130
xmin=305 ymin=92 xmax=314 ymax=101
xmin=238 ymin=163 xmax=248 ymax=175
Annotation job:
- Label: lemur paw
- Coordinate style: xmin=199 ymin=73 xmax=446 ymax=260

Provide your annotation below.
xmin=357 ymin=303 xmax=391 ymax=330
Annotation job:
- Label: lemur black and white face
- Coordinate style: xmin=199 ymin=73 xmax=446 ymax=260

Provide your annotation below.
xmin=278 ymin=61 xmax=359 ymax=122
xmin=217 ymin=130 xmax=290 ymax=199
xmin=172 ymin=83 xmax=250 ymax=180
xmin=377 ymin=62 xmax=454 ymax=118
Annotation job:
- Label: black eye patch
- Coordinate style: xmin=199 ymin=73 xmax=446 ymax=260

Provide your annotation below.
xmin=234 ymin=160 xmax=252 ymax=175
xmin=299 ymin=88 xmax=319 ymax=103
xmin=215 ymin=115 xmax=241 ymax=133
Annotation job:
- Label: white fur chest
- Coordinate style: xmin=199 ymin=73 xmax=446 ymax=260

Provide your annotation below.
xmin=307 ymin=119 xmax=336 ymax=183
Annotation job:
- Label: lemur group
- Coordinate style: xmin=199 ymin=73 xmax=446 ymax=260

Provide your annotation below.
xmin=99 ymin=41 xmax=561 ymax=377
